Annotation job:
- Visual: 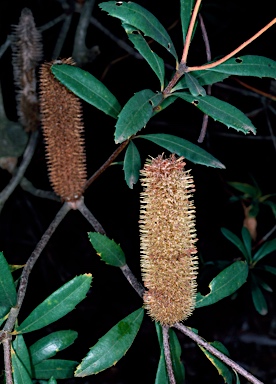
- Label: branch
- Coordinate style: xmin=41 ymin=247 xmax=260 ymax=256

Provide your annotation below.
xmin=120 ymin=264 xmax=145 ymax=298
xmin=162 ymin=326 xmax=176 ymax=384
xmin=2 ymin=202 xmax=71 ymax=332
xmin=73 ymin=197 xmax=106 ymax=234
xmin=52 ymin=14 xmax=73 ymax=59
xmin=174 ymin=323 xmax=264 ymax=384
xmin=0 ymin=131 xmax=38 ymax=213
xmin=181 ymin=0 xmax=202 ymax=63
xmin=2 ymin=335 xmax=13 ymax=384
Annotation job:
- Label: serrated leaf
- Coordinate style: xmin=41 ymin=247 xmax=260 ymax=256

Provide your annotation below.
xmin=75 ymin=308 xmax=144 ymax=377
xmin=155 ymin=323 xmax=185 ymax=384
xmin=173 ymin=71 xmax=230 ymax=91
xmin=228 ymin=182 xmax=260 ymax=198
xmin=123 ymin=140 xmax=141 ymax=189
xmin=13 ymin=335 xmax=32 ymax=376
xmin=252 ymin=238 xmax=276 ymax=265
xmin=51 ymin=64 xmax=121 ymax=119
xmin=196 ymin=261 xmax=248 ymax=308
xmin=33 ymin=359 xmax=78 ymax=379
xmin=99 ymin=2 xmax=178 ymax=61
xmin=11 ymin=347 xmax=33 ymax=384
xmin=16 ymin=274 xmax=92 ymax=333
xmin=0 ymin=251 xmax=17 ymax=318
xmin=138 ymin=133 xmax=225 ymax=168
xmin=199 ymin=341 xmax=233 ymax=383
xmin=208 ymin=55 xmax=276 ymax=78
xmin=174 ymin=93 xmax=256 ymax=134
xmin=123 ymin=25 xmax=165 ymax=90
xmin=241 ymin=227 xmax=252 ymax=262
xmin=250 ymin=275 xmax=268 ymax=315
xmin=88 ymin=232 xmax=126 ymax=267
xmin=221 ymin=228 xmax=248 ymax=260
xmin=185 ymin=73 xmax=206 ymax=96
xmin=29 ymin=330 xmax=78 ymax=366
xmin=114 ymin=90 xmax=163 ymax=143
xmin=154 ymin=96 xmax=178 ymax=114
xmin=180 ymin=0 xmax=196 ymax=43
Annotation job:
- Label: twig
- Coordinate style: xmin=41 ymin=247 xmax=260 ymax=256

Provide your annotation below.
xmin=38 ymin=14 xmax=67 ymax=33
xmin=253 ymin=224 xmax=276 ymax=249
xmin=181 ymin=0 xmax=202 ymax=63
xmin=52 ymin=14 xmax=73 ymax=59
xmin=162 ymin=326 xmax=176 ymax=384
xmin=74 ymin=197 xmax=106 ymax=234
xmin=2 ymin=202 xmax=71 ymax=332
xmin=264 ymin=102 xmax=276 ymax=153
xmin=0 ymin=36 xmax=11 ymax=59
xmin=2 ymin=335 xmax=13 ymax=384
xmin=174 ymin=323 xmax=264 ymax=384
xmin=0 ymin=131 xmax=38 ymax=213
xmin=188 ymin=18 xmax=276 ymax=72
xmin=120 ymin=264 xmax=145 ymax=298
xmin=197 ymin=13 xmax=211 ymax=143
xmin=19 ymin=177 xmax=61 ymax=202
xmin=234 ymin=78 xmax=276 ymax=101
xmin=84 ymin=140 xmax=129 ymax=190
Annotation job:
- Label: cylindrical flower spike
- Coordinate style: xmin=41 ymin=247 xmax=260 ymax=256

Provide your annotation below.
xmin=140 ymin=154 xmax=198 ymax=326
xmin=39 ymin=58 xmax=87 ymax=202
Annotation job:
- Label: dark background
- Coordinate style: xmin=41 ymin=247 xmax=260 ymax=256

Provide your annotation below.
xmin=0 ymin=1 xmax=276 ymax=383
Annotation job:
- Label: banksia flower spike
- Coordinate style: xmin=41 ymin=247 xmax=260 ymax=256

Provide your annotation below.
xmin=11 ymin=8 xmax=42 ymax=132
xmin=140 ymin=154 xmax=198 ymax=326
xmin=39 ymin=58 xmax=87 ymax=202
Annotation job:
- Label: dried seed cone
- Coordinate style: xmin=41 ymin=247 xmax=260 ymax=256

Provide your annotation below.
xmin=140 ymin=155 xmax=198 ymax=326
xmin=40 ymin=59 xmax=87 ymax=201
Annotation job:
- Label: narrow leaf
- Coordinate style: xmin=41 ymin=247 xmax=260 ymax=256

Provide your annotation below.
xmin=123 ymin=140 xmax=141 ymax=189
xmin=263 ymin=200 xmax=276 ymax=217
xmin=75 ymin=308 xmax=144 ymax=377
xmin=253 ymin=238 xmax=276 ymax=264
xmin=262 ymin=265 xmax=276 ymax=276
xmin=13 ymin=335 xmax=32 ymax=376
xmin=199 ymin=341 xmax=233 ymax=384
xmin=138 ymin=133 xmax=225 ymax=168
xmin=33 ymin=359 xmax=78 ymax=380
xmin=51 ymin=64 xmax=121 ymax=119
xmin=180 ymin=0 xmax=196 ymax=43
xmin=241 ymin=227 xmax=252 ymax=262
xmin=154 ymin=96 xmax=178 ymax=114
xmin=174 ymin=93 xmax=256 ymax=134
xmin=99 ymin=2 xmax=178 ymax=61
xmin=0 ymin=251 xmax=17 ymax=318
xmin=228 ymin=182 xmax=260 ymax=198
xmin=17 ymin=274 xmax=92 ymax=333
xmin=88 ymin=232 xmax=126 ymax=267
xmin=185 ymin=73 xmax=206 ymax=96
xmin=48 ymin=377 xmax=57 ymax=384
xmin=221 ymin=228 xmax=248 ymax=260
xmin=173 ymin=71 xmax=230 ymax=91
xmin=114 ymin=89 xmax=163 ymax=143
xmin=251 ymin=275 xmax=268 ymax=315
xmin=11 ymin=347 xmax=33 ymax=384
xmin=29 ymin=330 xmax=78 ymax=366
xmin=209 ymin=55 xmax=276 ymax=78
xmin=196 ymin=261 xmax=249 ymax=308
xmin=123 ymin=25 xmax=165 ymax=89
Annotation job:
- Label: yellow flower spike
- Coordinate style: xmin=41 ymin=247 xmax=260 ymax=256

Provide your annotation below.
xmin=140 ymin=154 xmax=198 ymax=326
xmin=39 ymin=58 xmax=87 ymax=202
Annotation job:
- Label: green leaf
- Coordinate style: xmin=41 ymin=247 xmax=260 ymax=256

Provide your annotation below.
xmin=262 ymin=200 xmax=276 ymax=217
xmin=114 ymin=89 xmax=163 ymax=143
xmin=75 ymin=308 xmax=144 ymax=377
xmin=254 ymin=275 xmax=273 ymax=293
xmin=123 ymin=25 xmax=165 ymax=90
xmin=209 ymin=55 xmax=276 ymax=78
xmin=154 ymin=96 xmax=178 ymax=114
xmin=17 ymin=274 xmax=92 ymax=333
xmin=0 ymin=251 xmax=17 ymax=318
xmin=174 ymin=93 xmax=256 ymax=134
xmin=13 ymin=335 xmax=32 ymax=376
xmin=180 ymin=0 xmax=195 ymax=43
xmin=185 ymin=73 xmax=206 ymax=96
xmin=241 ymin=227 xmax=252 ymax=262
xmin=250 ymin=275 xmax=268 ymax=315
xmin=138 ymin=133 xmax=225 ymax=168
xmin=29 ymin=330 xmax=78 ymax=366
xmin=48 ymin=377 xmax=57 ymax=384
xmin=221 ymin=228 xmax=248 ymax=260
xmin=262 ymin=265 xmax=276 ymax=276
xmin=11 ymin=347 xmax=33 ymax=384
xmin=196 ymin=261 xmax=248 ymax=308
xmin=155 ymin=323 xmax=185 ymax=384
xmin=99 ymin=2 xmax=178 ymax=61
xmin=252 ymin=238 xmax=276 ymax=264
xmin=173 ymin=71 xmax=230 ymax=91
xmin=199 ymin=341 xmax=233 ymax=384
xmin=228 ymin=182 xmax=260 ymax=198
xmin=51 ymin=64 xmax=121 ymax=119
xmin=234 ymin=370 xmax=241 ymax=384
xmin=123 ymin=140 xmax=141 ymax=189
xmin=33 ymin=359 xmax=78 ymax=380
xmin=88 ymin=232 xmax=126 ymax=267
